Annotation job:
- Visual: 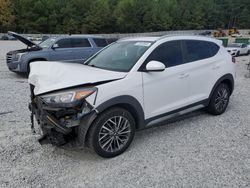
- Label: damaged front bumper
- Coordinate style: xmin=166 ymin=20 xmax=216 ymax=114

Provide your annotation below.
xmin=29 ymin=85 xmax=97 ymax=146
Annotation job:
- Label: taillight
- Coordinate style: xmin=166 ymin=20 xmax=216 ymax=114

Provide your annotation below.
xmin=232 ymin=57 xmax=236 ymax=63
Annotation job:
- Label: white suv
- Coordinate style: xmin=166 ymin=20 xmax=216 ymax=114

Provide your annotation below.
xmin=29 ymin=35 xmax=235 ymax=158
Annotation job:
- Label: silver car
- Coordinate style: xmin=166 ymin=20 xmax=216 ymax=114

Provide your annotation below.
xmin=6 ymin=31 xmax=115 ymax=74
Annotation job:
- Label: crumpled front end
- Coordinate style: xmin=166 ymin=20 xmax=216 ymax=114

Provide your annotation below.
xmin=29 ymin=84 xmax=97 ymax=146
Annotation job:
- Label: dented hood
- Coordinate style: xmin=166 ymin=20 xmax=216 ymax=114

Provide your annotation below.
xmin=28 ymin=61 xmax=127 ymax=95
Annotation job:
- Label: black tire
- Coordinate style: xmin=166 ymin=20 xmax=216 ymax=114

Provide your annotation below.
xmin=247 ymin=50 xmax=250 ymax=55
xmin=236 ymin=51 xmax=240 ymax=57
xmin=207 ymin=83 xmax=230 ymax=115
xmin=86 ymin=107 xmax=135 ymax=158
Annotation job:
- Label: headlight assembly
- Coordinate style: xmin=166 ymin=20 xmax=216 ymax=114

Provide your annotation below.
xmin=40 ymin=87 xmax=97 ymax=107
xmin=12 ymin=53 xmax=26 ymax=61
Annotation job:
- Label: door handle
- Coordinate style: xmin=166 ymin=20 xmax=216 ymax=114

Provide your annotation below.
xmin=179 ymin=73 xmax=189 ymax=79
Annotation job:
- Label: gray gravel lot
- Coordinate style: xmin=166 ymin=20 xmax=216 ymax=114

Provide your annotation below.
xmin=0 ymin=41 xmax=250 ymax=188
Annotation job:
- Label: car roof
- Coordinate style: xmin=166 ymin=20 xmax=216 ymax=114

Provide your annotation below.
xmin=119 ymin=35 xmax=222 ymax=45
xmin=50 ymin=35 xmax=105 ymax=40
xmin=119 ymin=37 xmax=160 ymax=42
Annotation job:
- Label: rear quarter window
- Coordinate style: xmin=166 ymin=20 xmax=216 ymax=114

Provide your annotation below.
xmin=93 ymin=38 xmax=109 ymax=47
xmin=183 ymin=40 xmax=220 ymax=63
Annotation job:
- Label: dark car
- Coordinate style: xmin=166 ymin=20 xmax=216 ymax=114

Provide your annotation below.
xmin=199 ymin=31 xmax=212 ymax=36
xmin=6 ymin=31 xmax=117 ymax=74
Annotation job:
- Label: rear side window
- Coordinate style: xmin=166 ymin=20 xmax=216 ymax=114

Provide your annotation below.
xmin=183 ymin=40 xmax=219 ymax=63
xmin=146 ymin=40 xmax=183 ymax=68
xmin=71 ymin=38 xmax=91 ymax=47
xmin=93 ymin=38 xmax=108 ymax=47
xmin=56 ymin=38 xmax=72 ymax=48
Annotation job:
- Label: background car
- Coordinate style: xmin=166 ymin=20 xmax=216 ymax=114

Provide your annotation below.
xmin=226 ymin=43 xmax=249 ymax=56
xmin=1 ymin=35 xmax=9 ymax=40
xmin=6 ymin=31 xmax=117 ymax=74
xmin=198 ymin=31 xmax=212 ymax=36
xmin=1 ymin=34 xmax=17 ymax=40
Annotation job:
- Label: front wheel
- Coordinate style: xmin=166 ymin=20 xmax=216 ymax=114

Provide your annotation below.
xmin=207 ymin=83 xmax=230 ymax=115
xmin=236 ymin=51 xmax=240 ymax=57
xmin=86 ymin=107 xmax=135 ymax=158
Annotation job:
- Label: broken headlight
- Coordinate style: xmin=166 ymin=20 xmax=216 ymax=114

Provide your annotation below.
xmin=41 ymin=87 xmax=97 ymax=107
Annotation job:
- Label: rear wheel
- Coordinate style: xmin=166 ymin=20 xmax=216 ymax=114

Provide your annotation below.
xmin=207 ymin=83 xmax=230 ymax=115
xmin=236 ymin=51 xmax=240 ymax=57
xmin=86 ymin=107 xmax=135 ymax=158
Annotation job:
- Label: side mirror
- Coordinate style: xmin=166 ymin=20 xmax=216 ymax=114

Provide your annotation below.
xmin=146 ymin=61 xmax=165 ymax=72
xmin=52 ymin=43 xmax=59 ymax=49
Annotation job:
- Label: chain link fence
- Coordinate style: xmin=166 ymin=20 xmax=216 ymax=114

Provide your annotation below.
xmin=1 ymin=29 xmax=250 ymax=39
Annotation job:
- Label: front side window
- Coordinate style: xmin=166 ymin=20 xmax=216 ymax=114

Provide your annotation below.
xmin=71 ymin=38 xmax=91 ymax=47
xmin=183 ymin=40 xmax=219 ymax=63
xmin=56 ymin=38 xmax=72 ymax=48
xmin=85 ymin=41 xmax=152 ymax=72
xmin=145 ymin=40 xmax=183 ymax=68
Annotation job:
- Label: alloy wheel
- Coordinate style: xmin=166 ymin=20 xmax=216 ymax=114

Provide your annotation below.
xmin=98 ymin=116 xmax=131 ymax=153
xmin=214 ymin=87 xmax=229 ymax=112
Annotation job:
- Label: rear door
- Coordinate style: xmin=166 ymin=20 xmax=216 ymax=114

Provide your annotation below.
xmin=49 ymin=38 xmax=75 ymax=61
xmin=182 ymin=40 xmax=221 ymax=102
xmin=71 ymin=38 xmax=95 ymax=63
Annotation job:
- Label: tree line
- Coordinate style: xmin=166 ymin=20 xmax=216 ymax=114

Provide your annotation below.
xmin=0 ymin=0 xmax=250 ymax=34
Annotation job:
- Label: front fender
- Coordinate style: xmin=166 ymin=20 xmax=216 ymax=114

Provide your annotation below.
xmin=96 ymin=95 xmax=145 ymax=129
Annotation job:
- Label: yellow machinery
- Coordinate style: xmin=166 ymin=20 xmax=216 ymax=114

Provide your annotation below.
xmin=213 ymin=29 xmax=226 ymax=37
xmin=228 ymin=27 xmax=240 ymax=36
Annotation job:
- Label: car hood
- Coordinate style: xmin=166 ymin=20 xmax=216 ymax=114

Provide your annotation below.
xmin=226 ymin=47 xmax=238 ymax=51
xmin=28 ymin=61 xmax=127 ymax=95
xmin=8 ymin=31 xmax=40 ymax=48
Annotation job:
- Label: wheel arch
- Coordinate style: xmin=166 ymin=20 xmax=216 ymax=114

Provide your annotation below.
xmin=209 ymin=73 xmax=234 ymax=102
xmin=95 ymin=95 xmax=145 ymax=130
xmin=79 ymin=96 xmax=145 ymax=146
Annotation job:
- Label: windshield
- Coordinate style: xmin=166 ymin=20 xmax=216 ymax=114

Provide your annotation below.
xmin=228 ymin=43 xmax=241 ymax=48
xmin=39 ymin=38 xmax=57 ymax=48
xmin=85 ymin=41 xmax=153 ymax=72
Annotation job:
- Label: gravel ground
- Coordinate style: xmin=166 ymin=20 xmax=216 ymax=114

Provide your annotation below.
xmin=0 ymin=41 xmax=250 ymax=188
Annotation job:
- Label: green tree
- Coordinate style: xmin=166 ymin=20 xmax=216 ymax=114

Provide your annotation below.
xmin=6 ymin=0 xmax=250 ymax=34
xmin=0 ymin=0 xmax=15 ymax=32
